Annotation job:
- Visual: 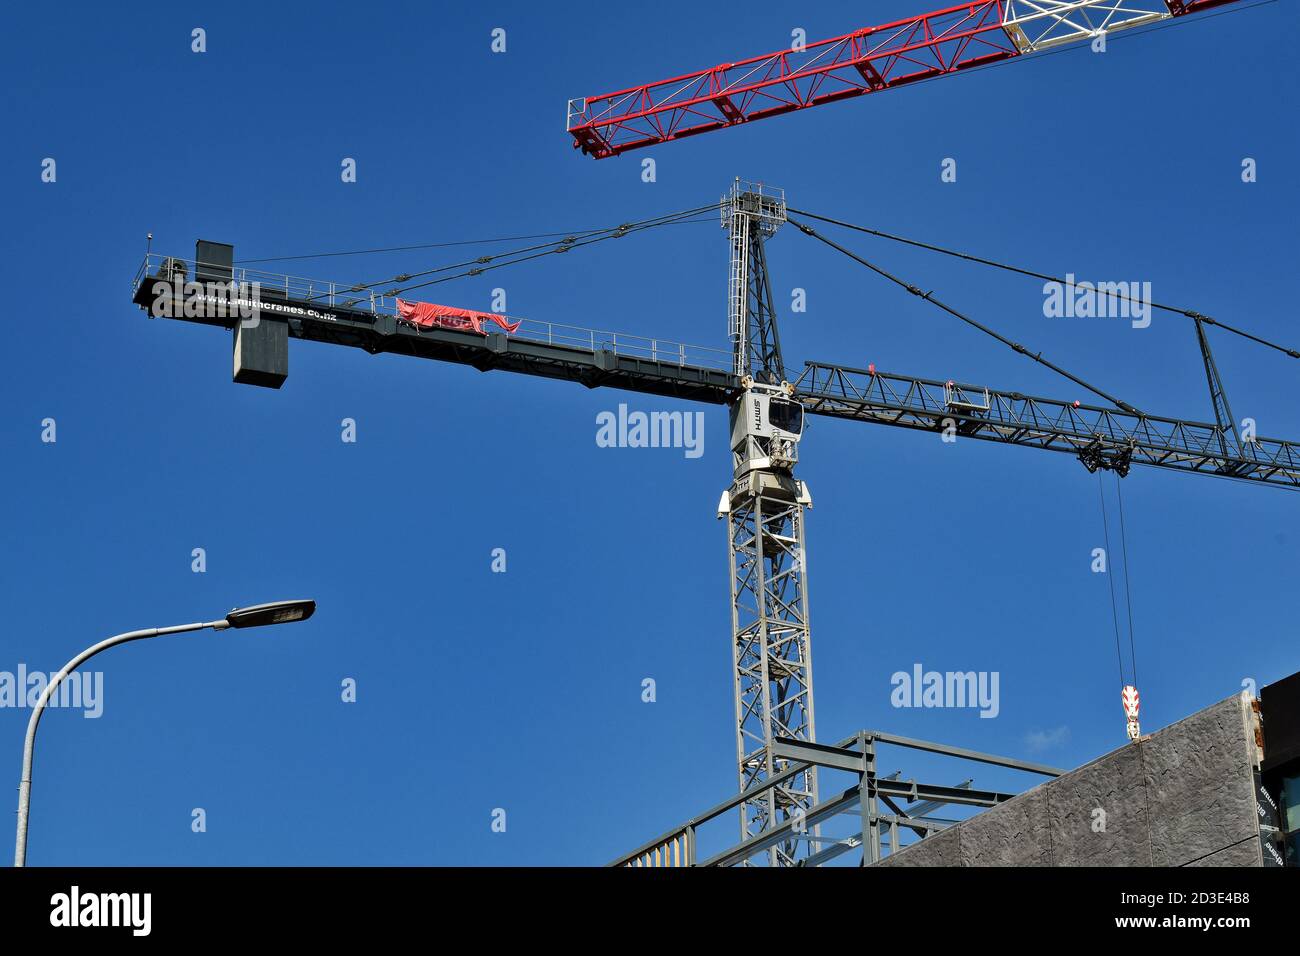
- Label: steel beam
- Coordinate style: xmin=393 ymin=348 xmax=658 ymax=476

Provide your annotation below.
xmin=863 ymin=731 xmax=1065 ymax=776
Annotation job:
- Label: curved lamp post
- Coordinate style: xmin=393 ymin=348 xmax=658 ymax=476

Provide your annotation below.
xmin=13 ymin=599 xmax=315 ymax=867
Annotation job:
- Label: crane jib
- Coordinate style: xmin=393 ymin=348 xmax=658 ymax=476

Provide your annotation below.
xmin=567 ymin=0 xmax=1252 ymax=159
xmin=794 ymin=362 xmax=1300 ymax=489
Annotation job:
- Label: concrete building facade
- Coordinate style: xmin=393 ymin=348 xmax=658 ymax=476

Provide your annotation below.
xmin=877 ymin=691 xmax=1275 ymax=867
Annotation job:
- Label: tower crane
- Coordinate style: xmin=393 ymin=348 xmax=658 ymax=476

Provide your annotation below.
xmin=131 ymin=180 xmax=1300 ymax=864
xmin=567 ymin=0 xmax=1245 ymax=158
xmin=118 ymin=0 xmax=1290 ymax=868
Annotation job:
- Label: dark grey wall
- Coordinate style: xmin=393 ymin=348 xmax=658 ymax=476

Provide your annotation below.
xmin=877 ymin=693 xmax=1264 ymax=867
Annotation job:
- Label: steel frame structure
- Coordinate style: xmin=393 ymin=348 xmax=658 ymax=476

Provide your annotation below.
xmin=567 ymin=0 xmax=1247 ymax=158
xmin=611 ymin=730 xmax=1063 ymax=866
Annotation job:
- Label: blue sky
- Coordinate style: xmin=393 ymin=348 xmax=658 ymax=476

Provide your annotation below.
xmin=1 ymin=0 xmax=1296 ymax=865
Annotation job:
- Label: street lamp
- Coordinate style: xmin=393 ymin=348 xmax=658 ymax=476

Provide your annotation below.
xmin=13 ymin=600 xmax=315 ymax=867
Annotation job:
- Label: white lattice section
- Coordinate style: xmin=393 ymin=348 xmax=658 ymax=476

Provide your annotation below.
xmin=1002 ymin=0 xmax=1173 ymax=52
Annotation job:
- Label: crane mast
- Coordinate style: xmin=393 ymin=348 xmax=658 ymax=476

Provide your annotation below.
xmin=718 ymin=182 xmax=818 ymax=863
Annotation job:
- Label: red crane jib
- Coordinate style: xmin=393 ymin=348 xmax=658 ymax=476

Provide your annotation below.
xmin=567 ymin=0 xmax=1245 ymax=159
xmin=396 ymin=299 xmax=521 ymax=335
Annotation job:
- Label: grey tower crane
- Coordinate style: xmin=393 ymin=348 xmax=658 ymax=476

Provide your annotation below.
xmin=129 ymin=181 xmax=1300 ymax=867
xmin=717 ymin=181 xmax=818 ymax=864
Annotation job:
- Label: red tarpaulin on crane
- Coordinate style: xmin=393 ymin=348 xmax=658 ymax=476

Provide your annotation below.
xmin=396 ymin=298 xmax=521 ymax=335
